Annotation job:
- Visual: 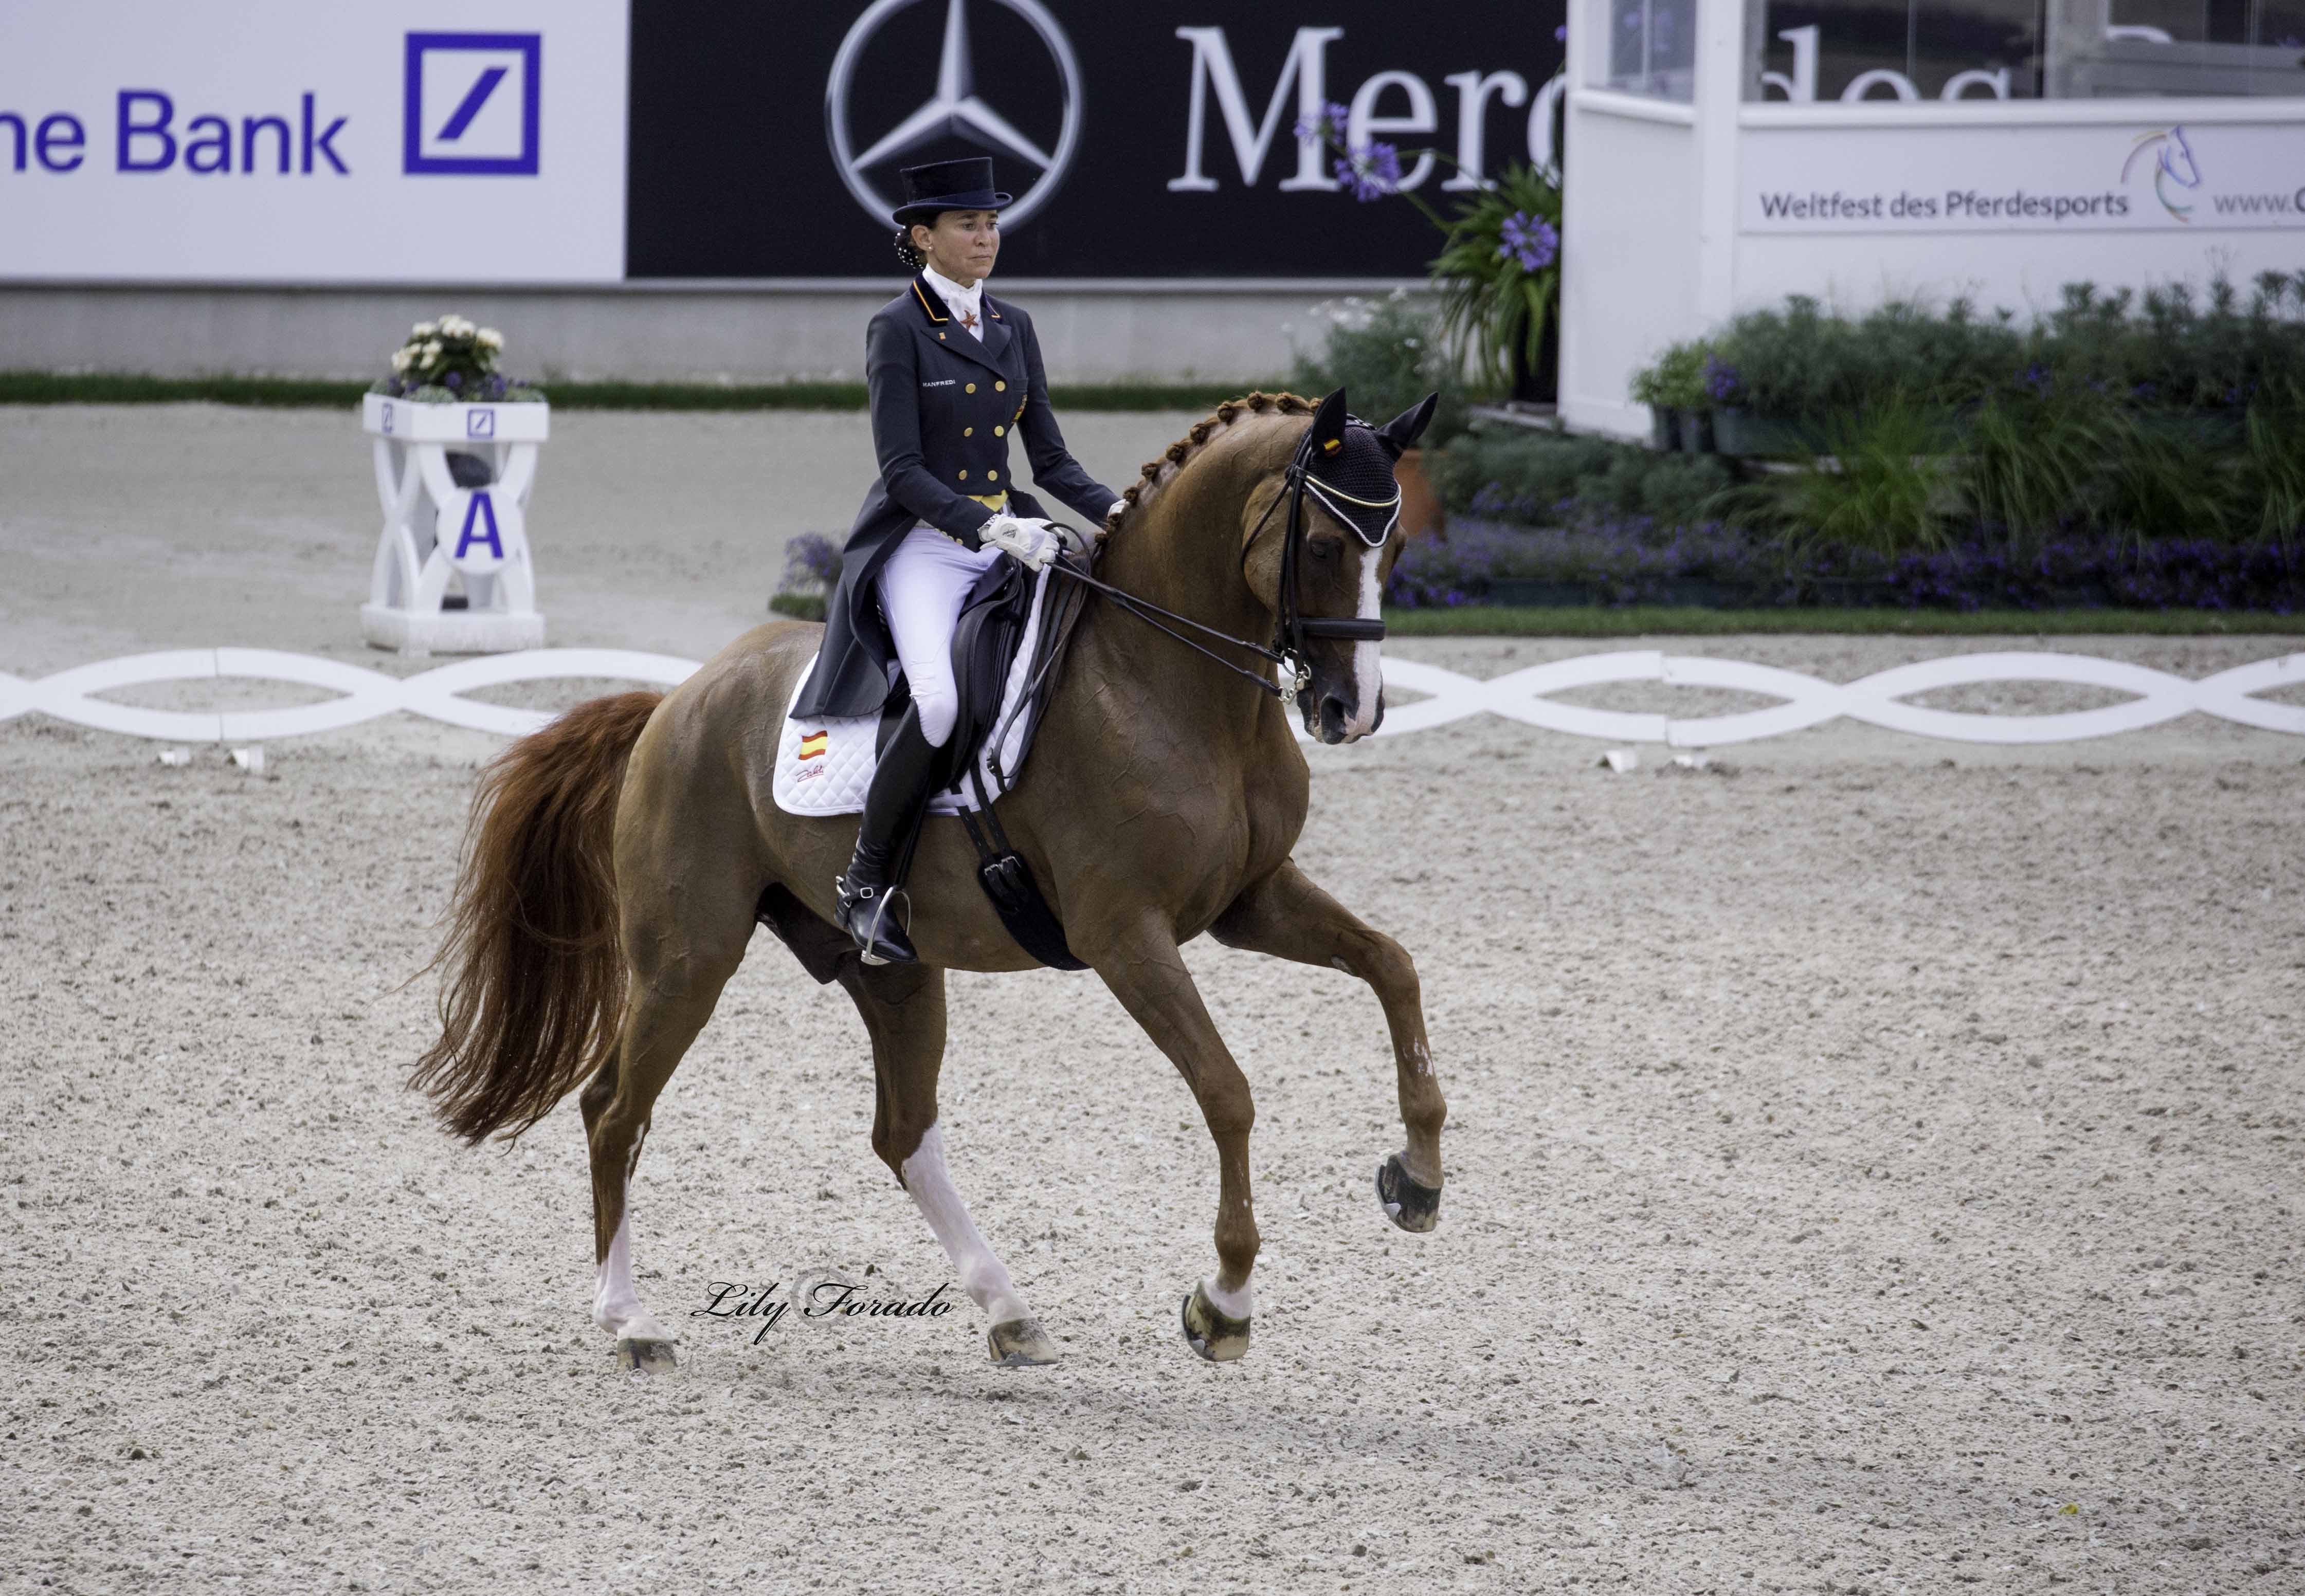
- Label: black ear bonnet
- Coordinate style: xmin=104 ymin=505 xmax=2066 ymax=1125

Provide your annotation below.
xmin=1299 ymin=389 xmax=1439 ymax=546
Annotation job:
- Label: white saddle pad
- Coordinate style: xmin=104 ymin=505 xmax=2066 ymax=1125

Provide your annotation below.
xmin=772 ymin=563 xmax=1055 ymax=816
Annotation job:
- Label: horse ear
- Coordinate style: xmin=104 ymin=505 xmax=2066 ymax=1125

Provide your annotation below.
xmin=1308 ymin=388 xmax=1350 ymax=461
xmin=1375 ymin=392 xmax=1440 ymax=458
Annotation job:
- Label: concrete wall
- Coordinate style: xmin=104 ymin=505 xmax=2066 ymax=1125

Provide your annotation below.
xmin=0 ymin=279 xmax=1427 ymax=385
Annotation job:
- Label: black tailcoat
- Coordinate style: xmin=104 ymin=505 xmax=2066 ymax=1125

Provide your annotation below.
xmin=791 ymin=275 xmax=1118 ymax=721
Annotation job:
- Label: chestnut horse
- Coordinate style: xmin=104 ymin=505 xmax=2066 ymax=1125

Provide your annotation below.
xmin=409 ymin=391 xmax=1448 ymax=1372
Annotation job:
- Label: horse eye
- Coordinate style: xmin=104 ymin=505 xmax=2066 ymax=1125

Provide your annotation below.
xmin=1308 ymin=539 xmax=1340 ymax=562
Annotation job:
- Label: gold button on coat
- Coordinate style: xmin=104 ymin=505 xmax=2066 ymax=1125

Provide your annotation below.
xmin=993 ymin=425 xmax=1004 ymax=436
xmin=994 ymin=380 xmax=1006 ymax=392
xmin=965 ymin=382 xmax=976 ymax=393
xmin=958 ymin=470 xmax=968 ymax=480
xmin=987 ymin=469 xmax=998 ymax=480
xmin=964 ymin=426 xmax=973 ymax=436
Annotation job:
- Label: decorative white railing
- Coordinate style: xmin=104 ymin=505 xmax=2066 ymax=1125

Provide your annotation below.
xmin=3 ymin=647 xmax=2301 ymax=748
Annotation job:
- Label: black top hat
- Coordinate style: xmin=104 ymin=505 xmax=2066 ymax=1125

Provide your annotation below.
xmin=892 ymin=157 xmax=1012 ymax=226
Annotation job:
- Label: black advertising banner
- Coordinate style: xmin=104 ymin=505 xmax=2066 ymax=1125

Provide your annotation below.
xmin=627 ymin=0 xmax=1565 ymax=279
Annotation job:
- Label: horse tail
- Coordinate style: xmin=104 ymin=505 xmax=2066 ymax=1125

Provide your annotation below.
xmin=408 ymin=690 xmax=664 ymax=1146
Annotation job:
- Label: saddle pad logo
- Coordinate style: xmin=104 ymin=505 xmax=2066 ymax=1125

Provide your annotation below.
xmin=798 ymin=730 xmax=829 ymax=760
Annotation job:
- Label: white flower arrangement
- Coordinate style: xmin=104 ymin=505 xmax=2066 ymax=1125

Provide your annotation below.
xmin=370 ymin=313 xmax=543 ymax=404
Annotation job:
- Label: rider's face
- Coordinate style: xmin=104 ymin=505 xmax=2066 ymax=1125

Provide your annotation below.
xmin=914 ymin=210 xmax=1000 ymax=287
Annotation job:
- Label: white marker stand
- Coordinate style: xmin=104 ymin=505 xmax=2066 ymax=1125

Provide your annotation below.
xmin=359 ymin=393 xmax=549 ymax=655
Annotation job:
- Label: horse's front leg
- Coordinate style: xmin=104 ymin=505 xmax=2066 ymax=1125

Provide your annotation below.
xmin=1210 ymin=859 xmax=1446 ymax=1233
xmin=1083 ymin=913 xmax=1261 ymax=1361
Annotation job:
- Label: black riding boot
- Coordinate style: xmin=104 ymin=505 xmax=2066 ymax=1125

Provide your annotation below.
xmin=833 ymin=709 xmax=942 ymax=965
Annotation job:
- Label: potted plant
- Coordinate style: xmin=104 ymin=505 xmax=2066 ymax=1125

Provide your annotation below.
xmin=1297 ymin=104 xmax=1563 ymax=403
xmin=1291 ymin=292 xmax=1468 ymax=539
xmin=1629 ymin=341 xmax=1711 ymax=451
xmin=1426 ymin=163 xmax=1562 ymax=404
xmin=358 ymin=316 xmax=551 ymax=654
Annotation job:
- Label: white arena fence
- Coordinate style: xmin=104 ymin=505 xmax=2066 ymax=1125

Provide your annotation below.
xmin=3 ymin=647 xmax=2302 ymax=749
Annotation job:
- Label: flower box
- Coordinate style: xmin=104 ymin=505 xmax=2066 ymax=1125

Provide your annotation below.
xmin=1711 ymin=409 xmax=1826 ymax=458
xmin=361 ymin=392 xmax=550 ymax=445
xmin=359 ymin=394 xmax=551 ymax=654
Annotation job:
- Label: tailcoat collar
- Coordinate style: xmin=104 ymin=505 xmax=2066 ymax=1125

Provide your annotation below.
xmin=909 ymin=273 xmax=1015 ymax=375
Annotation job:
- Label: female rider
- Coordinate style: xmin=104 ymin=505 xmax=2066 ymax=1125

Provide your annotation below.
xmin=790 ymin=157 xmax=1125 ymax=966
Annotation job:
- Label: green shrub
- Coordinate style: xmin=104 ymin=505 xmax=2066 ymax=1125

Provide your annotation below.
xmin=2031 ymin=273 xmax=2305 ymax=408
xmin=2239 ymin=406 xmax=2305 ymax=557
xmin=1429 ymin=426 xmax=1730 ymax=528
xmin=1962 ymin=397 xmax=2116 ymax=554
xmin=1701 ymin=295 xmax=2022 ymax=417
xmin=1718 ymin=400 xmax=1959 ymax=559
xmin=1292 ymin=293 xmax=1470 ymax=445
xmin=1699 ymin=273 xmax=2305 ymax=421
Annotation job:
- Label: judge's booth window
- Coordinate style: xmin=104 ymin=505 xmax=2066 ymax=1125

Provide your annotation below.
xmin=1747 ymin=1 xmax=2305 ymax=100
xmin=1593 ymin=0 xmax=1699 ymax=100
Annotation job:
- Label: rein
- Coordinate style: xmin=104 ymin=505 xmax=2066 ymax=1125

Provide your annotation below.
xmin=1047 ymin=425 xmax=1387 ymax=702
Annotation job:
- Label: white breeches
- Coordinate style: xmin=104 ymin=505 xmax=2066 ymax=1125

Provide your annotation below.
xmin=876 ymin=522 xmax=1004 ymax=747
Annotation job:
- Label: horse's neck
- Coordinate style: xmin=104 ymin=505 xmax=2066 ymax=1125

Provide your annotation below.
xmin=1084 ymin=440 xmax=1284 ymax=729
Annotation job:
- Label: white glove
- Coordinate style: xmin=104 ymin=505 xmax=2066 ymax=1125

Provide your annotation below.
xmin=980 ymin=513 xmax=1059 ymax=571
xmin=1104 ymin=498 xmax=1128 ymax=529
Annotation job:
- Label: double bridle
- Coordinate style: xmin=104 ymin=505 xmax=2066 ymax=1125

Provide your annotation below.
xmin=1048 ymin=424 xmax=1391 ymax=704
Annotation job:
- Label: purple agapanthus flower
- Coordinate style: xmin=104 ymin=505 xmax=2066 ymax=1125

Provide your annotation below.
xmin=1335 ymin=141 xmax=1402 ymax=201
xmin=1497 ymin=211 xmax=1559 ymax=271
xmin=1703 ymin=354 xmax=1740 ymax=403
xmin=1293 ymin=99 xmax=1353 ymax=147
xmin=781 ymin=532 xmax=843 ymax=591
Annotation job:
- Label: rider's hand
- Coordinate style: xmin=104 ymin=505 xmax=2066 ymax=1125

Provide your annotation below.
xmin=981 ymin=513 xmax=1059 ymax=571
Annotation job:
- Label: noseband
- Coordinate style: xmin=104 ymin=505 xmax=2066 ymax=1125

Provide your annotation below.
xmin=1050 ymin=422 xmax=1390 ymax=703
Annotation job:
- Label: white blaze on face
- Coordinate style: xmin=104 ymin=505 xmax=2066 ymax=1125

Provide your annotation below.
xmin=1346 ymin=543 xmax=1384 ymax=737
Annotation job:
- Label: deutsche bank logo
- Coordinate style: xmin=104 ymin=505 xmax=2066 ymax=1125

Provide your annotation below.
xmin=403 ymin=32 xmax=541 ymax=176
xmin=466 ymin=410 xmax=496 ymax=438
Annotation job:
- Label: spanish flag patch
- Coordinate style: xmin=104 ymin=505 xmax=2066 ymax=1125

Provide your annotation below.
xmin=798 ymin=730 xmax=829 ymax=760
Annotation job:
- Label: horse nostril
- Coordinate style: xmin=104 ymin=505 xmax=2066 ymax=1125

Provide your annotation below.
xmin=1319 ymin=693 xmax=1351 ymax=737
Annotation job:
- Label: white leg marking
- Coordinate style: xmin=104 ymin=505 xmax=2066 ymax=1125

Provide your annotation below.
xmin=1348 ymin=551 xmax=1384 ymax=737
xmin=593 ymin=1213 xmax=674 ymax=1344
xmin=900 ymin=1124 xmax=1034 ymax=1325
xmin=1201 ymin=1272 xmax=1255 ymax=1321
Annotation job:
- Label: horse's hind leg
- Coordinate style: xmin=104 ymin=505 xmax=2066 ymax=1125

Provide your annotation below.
xmin=836 ymin=959 xmax=1059 ymax=1367
xmin=580 ymin=869 xmax=755 ymax=1376
xmin=1210 ymin=859 xmax=1447 ymax=1234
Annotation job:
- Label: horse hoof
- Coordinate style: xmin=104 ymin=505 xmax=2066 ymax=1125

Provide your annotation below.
xmin=1179 ymin=1284 xmax=1251 ymax=1362
xmin=1376 ymin=1152 xmax=1443 ymax=1234
xmin=987 ymin=1317 xmax=1061 ymax=1367
xmin=615 ymin=1337 xmax=678 ymax=1377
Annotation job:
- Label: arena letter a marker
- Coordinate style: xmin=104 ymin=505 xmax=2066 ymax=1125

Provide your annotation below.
xmin=454 ymin=492 xmax=503 ymax=561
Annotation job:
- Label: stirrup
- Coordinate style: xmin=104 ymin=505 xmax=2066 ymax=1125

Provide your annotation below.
xmin=836 ymin=876 xmax=916 ymax=966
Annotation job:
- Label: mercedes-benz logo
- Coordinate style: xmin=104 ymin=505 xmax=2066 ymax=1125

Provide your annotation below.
xmin=825 ymin=0 xmax=1082 ymax=231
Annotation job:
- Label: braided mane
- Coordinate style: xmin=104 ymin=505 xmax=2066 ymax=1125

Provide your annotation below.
xmin=1109 ymin=391 xmax=1315 ymax=531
